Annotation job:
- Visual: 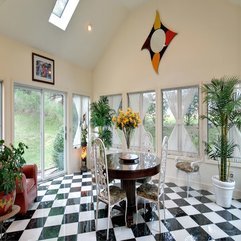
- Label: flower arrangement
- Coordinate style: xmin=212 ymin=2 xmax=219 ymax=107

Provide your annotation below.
xmin=112 ymin=108 xmax=141 ymax=149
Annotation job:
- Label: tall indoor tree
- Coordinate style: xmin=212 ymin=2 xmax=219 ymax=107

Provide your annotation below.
xmin=90 ymin=96 xmax=115 ymax=149
xmin=201 ymin=76 xmax=241 ymax=207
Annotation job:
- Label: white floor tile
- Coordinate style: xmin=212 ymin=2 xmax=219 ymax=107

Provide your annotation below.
xmin=70 ymin=182 xmax=82 ymax=187
xmin=7 ymin=219 xmax=29 ymax=232
xmin=202 ymin=224 xmax=229 ymax=239
xmin=79 ymin=210 xmax=95 ymax=221
xmin=166 ymin=193 xmax=182 ymax=200
xmin=32 ymin=208 xmax=51 ymax=218
xmin=176 ymin=216 xmax=199 ymax=229
xmin=164 ymin=200 xmax=178 ymax=208
xmin=230 ymin=219 xmax=241 ymax=230
xmin=57 ymin=188 xmax=70 ymax=194
xmin=114 ymin=226 xmax=135 ymax=240
xmin=228 ymin=209 xmax=241 ymax=219
xmin=81 ymin=185 xmax=92 ymax=191
xmin=64 ymin=204 xmax=80 ymax=214
xmin=136 ymin=235 xmax=156 ymax=241
xmin=52 ymin=199 xmax=67 ymax=207
xmin=48 ymin=184 xmax=61 ymax=190
xmin=204 ymin=202 xmax=224 ymax=212
xmin=170 ymin=230 xmax=193 ymax=241
xmin=80 ymin=196 xmax=91 ymax=203
xmin=59 ymin=222 xmax=78 ymax=237
xmin=203 ymin=212 xmax=226 ymax=223
xmin=146 ymin=220 xmax=168 ymax=234
xmin=41 ymin=194 xmax=56 ymax=201
xmin=232 ymin=234 xmax=241 ymax=241
xmin=18 ymin=227 xmax=42 ymax=241
xmin=77 ymin=231 xmax=97 ymax=241
xmin=232 ymin=200 xmax=241 ymax=208
xmin=44 ymin=215 xmax=63 ymax=227
xmin=185 ymin=197 xmax=202 ymax=205
xmin=68 ymin=191 xmax=81 ymax=198
xmin=181 ymin=206 xmax=200 ymax=216
xmin=95 ymin=217 xmax=113 ymax=230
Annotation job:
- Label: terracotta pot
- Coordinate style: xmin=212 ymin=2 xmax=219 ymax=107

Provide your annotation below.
xmin=0 ymin=190 xmax=16 ymax=215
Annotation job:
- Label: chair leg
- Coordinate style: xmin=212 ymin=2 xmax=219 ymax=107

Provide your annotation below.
xmin=107 ymin=206 xmax=111 ymax=240
xmin=162 ymin=192 xmax=166 ymax=223
xmin=157 ymin=201 xmax=161 ymax=233
xmin=125 ymin=198 xmax=127 ymax=227
xmin=96 ymin=200 xmax=99 ymax=231
xmin=187 ymin=174 xmax=190 ymax=198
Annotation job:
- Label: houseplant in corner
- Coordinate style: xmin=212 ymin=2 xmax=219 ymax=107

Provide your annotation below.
xmin=201 ymin=76 xmax=241 ymax=207
xmin=0 ymin=140 xmax=28 ymax=215
xmin=90 ymin=96 xmax=115 ymax=149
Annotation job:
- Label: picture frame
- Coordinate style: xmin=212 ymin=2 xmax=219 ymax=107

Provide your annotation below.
xmin=32 ymin=53 xmax=55 ymax=85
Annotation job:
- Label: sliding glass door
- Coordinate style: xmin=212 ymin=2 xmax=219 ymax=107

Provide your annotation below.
xmin=14 ymin=85 xmax=66 ymax=180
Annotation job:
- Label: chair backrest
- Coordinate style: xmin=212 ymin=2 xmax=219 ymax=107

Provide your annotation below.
xmin=158 ymin=136 xmax=168 ymax=189
xmin=141 ymin=131 xmax=154 ymax=153
xmin=93 ymin=138 xmax=110 ymax=202
xmin=87 ymin=133 xmax=97 ymax=170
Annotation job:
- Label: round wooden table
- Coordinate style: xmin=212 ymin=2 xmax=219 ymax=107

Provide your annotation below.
xmin=107 ymin=152 xmax=160 ymax=226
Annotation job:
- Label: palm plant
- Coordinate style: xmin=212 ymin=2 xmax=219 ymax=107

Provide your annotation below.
xmin=201 ymin=76 xmax=241 ymax=182
xmin=90 ymin=96 xmax=115 ymax=148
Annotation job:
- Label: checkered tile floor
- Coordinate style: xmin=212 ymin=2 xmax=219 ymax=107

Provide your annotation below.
xmin=2 ymin=171 xmax=241 ymax=241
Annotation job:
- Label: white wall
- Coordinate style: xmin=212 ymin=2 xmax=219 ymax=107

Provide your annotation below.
xmin=93 ymin=0 xmax=241 ymax=197
xmin=0 ymin=34 xmax=92 ymax=174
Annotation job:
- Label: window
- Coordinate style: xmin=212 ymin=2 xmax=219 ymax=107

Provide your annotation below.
xmin=162 ymin=86 xmax=199 ymax=156
xmin=72 ymin=94 xmax=90 ymax=147
xmin=49 ymin=0 xmax=79 ymax=31
xmin=106 ymin=94 xmax=122 ymax=148
xmin=14 ymin=85 xmax=66 ymax=180
xmin=128 ymin=91 xmax=156 ymax=151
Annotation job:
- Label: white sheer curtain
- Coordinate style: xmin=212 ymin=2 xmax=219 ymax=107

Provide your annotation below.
xmin=107 ymin=95 xmax=122 ymax=147
xmin=128 ymin=93 xmax=141 ymax=148
xmin=164 ymin=88 xmax=197 ymax=153
xmin=229 ymin=126 xmax=241 ymax=162
xmin=72 ymin=95 xmax=90 ymax=147
xmin=128 ymin=92 xmax=155 ymax=150
xmin=73 ymin=95 xmax=81 ymax=146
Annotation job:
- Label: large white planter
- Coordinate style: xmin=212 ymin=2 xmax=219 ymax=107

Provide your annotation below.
xmin=212 ymin=175 xmax=235 ymax=208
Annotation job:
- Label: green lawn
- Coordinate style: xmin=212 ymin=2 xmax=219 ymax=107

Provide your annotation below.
xmin=14 ymin=112 xmax=62 ymax=169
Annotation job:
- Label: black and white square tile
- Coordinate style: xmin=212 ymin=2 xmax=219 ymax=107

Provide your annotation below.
xmin=2 ymin=172 xmax=241 ymax=241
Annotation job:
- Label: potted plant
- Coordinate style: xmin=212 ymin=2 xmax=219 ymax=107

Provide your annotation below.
xmin=0 ymin=140 xmax=28 ymax=215
xmin=201 ymin=76 xmax=241 ymax=207
xmin=90 ymin=96 xmax=115 ymax=149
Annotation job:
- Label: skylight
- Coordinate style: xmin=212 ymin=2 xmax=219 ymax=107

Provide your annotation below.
xmin=49 ymin=0 xmax=79 ymax=31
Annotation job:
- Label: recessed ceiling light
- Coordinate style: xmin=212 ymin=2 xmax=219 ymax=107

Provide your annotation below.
xmin=87 ymin=24 xmax=92 ymax=32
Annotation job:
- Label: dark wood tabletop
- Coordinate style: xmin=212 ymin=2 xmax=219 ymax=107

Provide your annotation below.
xmin=107 ymin=152 xmax=160 ymax=227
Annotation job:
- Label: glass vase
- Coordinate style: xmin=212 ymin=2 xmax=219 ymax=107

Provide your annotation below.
xmin=123 ymin=128 xmax=132 ymax=150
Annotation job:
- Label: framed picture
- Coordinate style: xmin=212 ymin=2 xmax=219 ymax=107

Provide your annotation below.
xmin=32 ymin=53 xmax=55 ymax=85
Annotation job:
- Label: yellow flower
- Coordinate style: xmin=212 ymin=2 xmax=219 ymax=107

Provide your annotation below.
xmin=112 ymin=108 xmax=141 ymax=131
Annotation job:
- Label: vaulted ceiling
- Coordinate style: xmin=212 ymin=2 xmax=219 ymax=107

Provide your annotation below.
xmin=0 ymin=0 xmax=148 ymax=70
xmin=0 ymin=0 xmax=239 ymax=71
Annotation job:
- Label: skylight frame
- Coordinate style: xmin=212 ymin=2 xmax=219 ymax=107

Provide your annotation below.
xmin=49 ymin=0 xmax=79 ymax=31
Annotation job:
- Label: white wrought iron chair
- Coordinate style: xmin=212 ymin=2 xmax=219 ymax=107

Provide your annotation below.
xmin=93 ymin=138 xmax=127 ymax=240
xmin=141 ymin=131 xmax=154 ymax=153
xmin=136 ymin=136 xmax=168 ymax=231
xmin=137 ymin=131 xmax=155 ymax=184
xmin=176 ymin=157 xmax=200 ymax=198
